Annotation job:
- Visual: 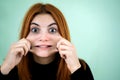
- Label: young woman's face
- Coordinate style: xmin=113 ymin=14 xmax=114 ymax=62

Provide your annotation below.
xmin=26 ymin=14 xmax=61 ymax=58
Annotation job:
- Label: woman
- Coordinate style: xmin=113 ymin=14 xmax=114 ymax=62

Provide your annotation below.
xmin=0 ymin=3 xmax=94 ymax=80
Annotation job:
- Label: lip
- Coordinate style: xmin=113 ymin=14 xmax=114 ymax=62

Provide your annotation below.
xmin=35 ymin=45 xmax=52 ymax=48
xmin=32 ymin=43 xmax=53 ymax=48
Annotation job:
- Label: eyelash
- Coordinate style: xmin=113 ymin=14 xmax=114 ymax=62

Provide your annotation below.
xmin=31 ymin=27 xmax=40 ymax=33
xmin=30 ymin=27 xmax=58 ymax=34
xmin=48 ymin=27 xmax=58 ymax=34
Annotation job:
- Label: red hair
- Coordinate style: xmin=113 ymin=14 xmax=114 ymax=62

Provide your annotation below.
xmin=18 ymin=3 xmax=71 ymax=80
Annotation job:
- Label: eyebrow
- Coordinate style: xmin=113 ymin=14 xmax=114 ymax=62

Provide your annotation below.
xmin=30 ymin=22 xmax=57 ymax=27
xmin=48 ymin=23 xmax=57 ymax=27
xmin=30 ymin=22 xmax=39 ymax=26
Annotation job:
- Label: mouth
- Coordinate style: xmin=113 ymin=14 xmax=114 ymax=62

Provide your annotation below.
xmin=30 ymin=44 xmax=58 ymax=52
xmin=34 ymin=45 xmax=52 ymax=48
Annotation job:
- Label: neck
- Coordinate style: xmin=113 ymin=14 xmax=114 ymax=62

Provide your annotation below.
xmin=33 ymin=55 xmax=56 ymax=65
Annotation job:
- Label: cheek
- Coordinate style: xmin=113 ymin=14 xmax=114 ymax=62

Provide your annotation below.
xmin=51 ymin=35 xmax=61 ymax=44
xmin=26 ymin=34 xmax=36 ymax=42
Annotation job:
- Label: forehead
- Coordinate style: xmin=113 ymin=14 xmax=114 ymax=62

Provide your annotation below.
xmin=31 ymin=14 xmax=56 ymax=26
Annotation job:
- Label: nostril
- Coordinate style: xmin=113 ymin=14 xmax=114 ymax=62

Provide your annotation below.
xmin=39 ymin=35 xmax=49 ymax=41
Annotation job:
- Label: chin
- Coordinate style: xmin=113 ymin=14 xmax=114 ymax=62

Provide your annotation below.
xmin=33 ymin=51 xmax=55 ymax=58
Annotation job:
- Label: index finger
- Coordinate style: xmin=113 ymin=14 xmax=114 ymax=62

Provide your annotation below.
xmin=57 ymin=37 xmax=72 ymax=48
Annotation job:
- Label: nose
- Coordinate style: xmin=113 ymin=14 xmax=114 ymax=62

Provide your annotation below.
xmin=39 ymin=32 xmax=50 ymax=42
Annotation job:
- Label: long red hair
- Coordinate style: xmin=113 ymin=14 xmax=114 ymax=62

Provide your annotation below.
xmin=17 ymin=3 xmax=71 ymax=80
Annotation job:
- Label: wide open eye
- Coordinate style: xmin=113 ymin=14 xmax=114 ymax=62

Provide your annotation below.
xmin=31 ymin=27 xmax=40 ymax=33
xmin=48 ymin=27 xmax=58 ymax=34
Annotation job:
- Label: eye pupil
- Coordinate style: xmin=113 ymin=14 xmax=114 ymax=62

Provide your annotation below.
xmin=31 ymin=28 xmax=39 ymax=33
xmin=32 ymin=28 xmax=37 ymax=32
xmin=51 ymin=29 xmax=55 ymax=32
xmin=49 ymin=28 xmax=56 ymax=33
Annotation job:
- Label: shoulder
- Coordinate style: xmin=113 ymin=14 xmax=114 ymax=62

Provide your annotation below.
xmin=78 ymin=58 xmax=89 ymax=70
xmin=71 ymin=59 xmax=94 ymax=80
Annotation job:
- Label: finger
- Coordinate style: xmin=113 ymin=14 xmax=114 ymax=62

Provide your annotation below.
xmin=55 ymin=35 xmax=62 ymax=46
xmin=25 ymin=39 xmax=31 ymax=50
xmin=15 ymin=47 xmax=25 ymax=57
xmin=25 ymin=37 xmax=33 ymax=50
xmin=58 ymin=44 xmax=71 ymax=51
xmin=59 ymin=50 xmax=72 ymax=59
xmin=54 ymin=48 xmax=59 ymax=53
xmin=59 ymin=50 xmax=67 ymax=59
xmin=57 ymin=38 xmax=72 ymax=48
xmin=13 ymin=43 xmax=30 ymax=55
xmin=22 ymin=43 xmax=29 ymax=56
xmin=59 ymin=50 xmax=73 ymax=59
xmin=19 ymin=38 xmax=31 ymax=50
xmin=12 ymin=40 xmax=31 ymax=55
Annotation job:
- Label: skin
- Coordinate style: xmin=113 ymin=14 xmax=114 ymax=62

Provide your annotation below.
xmin=0 ymin=14 xmax=81 ymax=75
xmin=26 ymin=14 xmax=61 ymax=64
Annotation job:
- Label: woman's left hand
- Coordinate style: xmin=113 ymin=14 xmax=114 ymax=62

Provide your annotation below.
xmin=57 ymin=37 xmax=81 ymax=73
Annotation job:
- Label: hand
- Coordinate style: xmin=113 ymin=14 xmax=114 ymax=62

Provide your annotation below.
xmin=57 ymin=37 xmax=81 ymax=73
xmin=1 ymin=38 xmax=31 ymax=74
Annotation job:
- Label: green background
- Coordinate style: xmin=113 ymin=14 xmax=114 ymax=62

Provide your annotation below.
xmin=0 ymin=0 xmax=120 ymax=80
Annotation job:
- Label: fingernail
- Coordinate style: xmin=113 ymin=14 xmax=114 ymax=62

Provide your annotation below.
xmin=30 ymin=46 xmax=32 ymax=49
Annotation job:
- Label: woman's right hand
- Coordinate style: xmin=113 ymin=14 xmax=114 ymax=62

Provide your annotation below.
xmin=0 ymin=38 xmax=31 ymax=75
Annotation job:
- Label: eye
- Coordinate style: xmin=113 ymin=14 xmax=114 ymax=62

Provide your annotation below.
xmin=48 ymin=27 xmax=57 ymax=34
xmin=31 ymin=27 xmax=40 ymax=33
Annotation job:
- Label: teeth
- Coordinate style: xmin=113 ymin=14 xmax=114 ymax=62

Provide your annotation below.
xmin=40 ymin=46 xmax=48 ymax=48
xmin=35 ymin=45 xmax=52 ymax=48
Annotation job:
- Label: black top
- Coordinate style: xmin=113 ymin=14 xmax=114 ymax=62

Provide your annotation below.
xmin=0 ymin=55 xmax=94 ymax=80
